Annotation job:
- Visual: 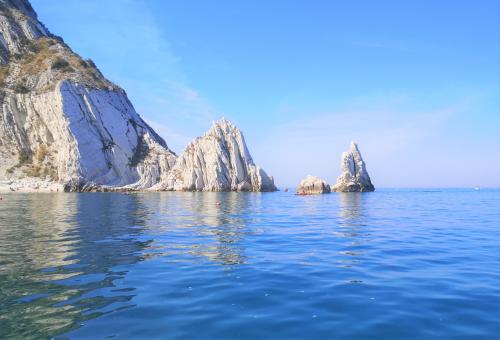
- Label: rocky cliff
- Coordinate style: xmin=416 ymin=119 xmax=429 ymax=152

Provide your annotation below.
xmin=0 ymin=0 xmax=178 ymax=191
xmin=154 ymin=118 xmax=276 ymax=192
xmin=333 ymin=141 xmax=374 ymax=192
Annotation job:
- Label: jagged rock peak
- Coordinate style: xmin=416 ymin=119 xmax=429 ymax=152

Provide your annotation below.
xmin=296 ymin=175 xmax=330 ymax=195
xmin=333 ymin=141 xmax=375 ymax=192
xmin=155 ymin=118 xmax=277 ymax=192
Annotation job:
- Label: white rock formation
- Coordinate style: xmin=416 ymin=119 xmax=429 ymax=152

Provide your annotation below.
xmin=333 ymin=141 xmax=374 ymax=192
xmin=296 ymin=175 xmax=330 ymax=194
xmin=0 ymin=1 xmax=276 ymax=193
xmin=154 ymin=118 xmax=276 ymax=192
xmin=0 ymin=0 xmax=177 ymax=191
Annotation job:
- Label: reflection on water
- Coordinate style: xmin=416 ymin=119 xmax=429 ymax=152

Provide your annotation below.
xmin=177 ymin=192 xmax=259 ymax=265
xmin=136 ymin=192 xmax=260 ymax=265
xmin=338 ymin=192 xmax=363 ymax=225
xmin=0 ymin=193 xmax=152 ymax=338
xmin=0 ymin=192 xmax=258 ymax=338
xmin=1 ymin=190 xmax=499 ymax=339
xmin=337 ymin=193 xmax=368 ymax=271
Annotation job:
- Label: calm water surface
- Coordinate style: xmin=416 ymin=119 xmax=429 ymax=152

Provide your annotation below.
xmin=0 ymin=189 xmax=499 ymax=339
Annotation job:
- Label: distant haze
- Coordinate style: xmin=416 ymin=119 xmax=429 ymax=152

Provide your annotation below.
xmin=32 ymin=0 xmax=500 ymax=188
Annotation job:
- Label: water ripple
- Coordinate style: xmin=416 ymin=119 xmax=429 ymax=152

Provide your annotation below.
xmin=0 ymin=190 xmax=499 ymax=338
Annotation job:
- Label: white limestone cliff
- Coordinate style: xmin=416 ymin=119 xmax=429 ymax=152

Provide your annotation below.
xmin=296 ymin=175 xmax=330 ymax=195
xmin=0 ymin=1 xmax=276 ymax=193
xmin=0 ymin=0 xmax=177 ymax=191
xmin=154 ymin=118 xmax=276 ymax=192
xmin=333 ymin=141 xmax=374 ymax=192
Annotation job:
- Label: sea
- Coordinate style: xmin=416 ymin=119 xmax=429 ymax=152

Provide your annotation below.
xmin=0 ymin=189 xmax=499 ymax=339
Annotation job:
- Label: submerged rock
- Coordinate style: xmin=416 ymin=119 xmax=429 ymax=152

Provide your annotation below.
xmin=333 ymin=141 xmax=374 ymax=192
xmin=154 ymin=118 xmax=276 ymax=192
xmin=0 ymin=0 xmax=176 ymax=191
xmin=296 ymin=175 xmax=330 ymax=195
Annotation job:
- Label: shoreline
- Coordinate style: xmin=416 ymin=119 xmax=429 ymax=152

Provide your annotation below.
xmin=0 ymin=180 xmax=281 ymax=193
xmin=0 ymin=180 xmax=64 ymax=193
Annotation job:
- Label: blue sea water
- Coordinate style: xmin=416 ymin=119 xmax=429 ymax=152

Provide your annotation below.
xmin=0 ymin=189 xmax=499 ymax=339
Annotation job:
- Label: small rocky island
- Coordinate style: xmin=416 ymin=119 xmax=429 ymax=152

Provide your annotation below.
xmin=296 ymin=175 xmax=330 ymax=195
xmin=296 ymin=141 xmax=374 ymax=194
xmin=332 ymin=141 xmax=375 ymax=192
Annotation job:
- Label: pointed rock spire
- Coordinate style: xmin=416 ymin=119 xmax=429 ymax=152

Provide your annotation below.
xmin=333 ymin=141 xmax=374 ymax=192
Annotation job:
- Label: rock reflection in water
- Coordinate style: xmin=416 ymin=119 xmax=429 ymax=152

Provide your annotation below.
xmin=137 ymin=192 xmax=259 ymax=265
xmin=0 ymin=193 xmax=151 ymax=339
xmin=338 ymin=192 xmax=364 ymax=226
xmin=2 ymin=190 xmax=498 ymax=339
xmin=336 ymin=193 xmax=369 ymax=271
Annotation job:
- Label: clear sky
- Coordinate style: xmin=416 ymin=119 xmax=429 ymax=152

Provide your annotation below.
xmin=31 ymin=0 xmax=500 ymax=188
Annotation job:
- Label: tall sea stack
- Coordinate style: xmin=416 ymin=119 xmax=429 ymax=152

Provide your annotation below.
xmin=333 ymin=141 xmax=375 ymax=192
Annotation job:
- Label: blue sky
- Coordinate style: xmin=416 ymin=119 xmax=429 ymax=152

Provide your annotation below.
xmin=32 ymin=0 xmax=500 ymax=187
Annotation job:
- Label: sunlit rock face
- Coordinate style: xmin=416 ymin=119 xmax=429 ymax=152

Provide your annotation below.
xmin=0 ymin=1 xmax=275 ymax=192
xmin=155 ymin=118 xmax=277 ymax=192
xmin=0 ymin=0 xmax=176 ymax=191
xmin=333 ymin=141 xmax=375 ymax=192
xmin=296 ymin=175 xmax=330 ymax=194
